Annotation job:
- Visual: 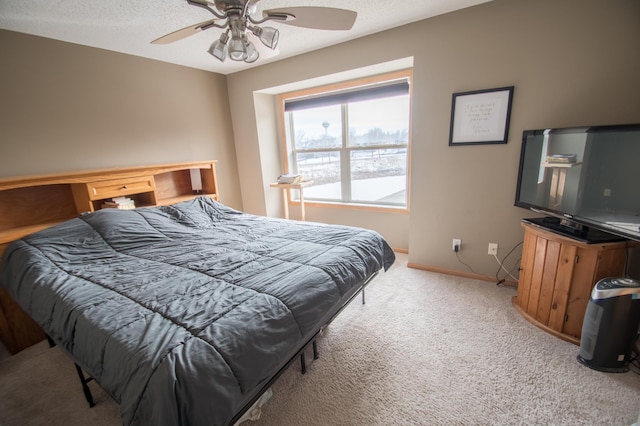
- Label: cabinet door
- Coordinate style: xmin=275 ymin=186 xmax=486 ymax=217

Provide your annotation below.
xmin=563 ymin=248 xmax=599 ymax=338
xmin=534 ymin=239 xmax=562 ymax=325
xmin=547 ymin=244 xmax=577 ymax=332
xmin=521 ymin=235 xmax=577 ymax=333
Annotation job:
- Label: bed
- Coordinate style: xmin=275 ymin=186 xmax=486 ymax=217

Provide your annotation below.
xmin=0 ymin=196 xmax=395 ymax=425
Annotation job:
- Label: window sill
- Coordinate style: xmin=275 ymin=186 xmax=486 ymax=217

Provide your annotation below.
xmin=290 ymin=200 xmax=409 ymax=214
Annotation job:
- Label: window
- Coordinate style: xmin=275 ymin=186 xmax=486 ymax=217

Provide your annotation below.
xmin=280 ymin=70 xmax=412 ymax=209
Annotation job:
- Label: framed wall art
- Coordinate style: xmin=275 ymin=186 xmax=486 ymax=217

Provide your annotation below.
xmin=448 ymin=86 xmax=514 ymax=146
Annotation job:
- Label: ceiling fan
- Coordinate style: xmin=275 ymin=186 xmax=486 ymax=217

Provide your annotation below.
xmin=151 ymin=0 xmax=357 ymax=64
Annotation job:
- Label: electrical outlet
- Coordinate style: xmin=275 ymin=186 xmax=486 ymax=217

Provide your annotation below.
xmin=488 ymin=243 xmax=498 ymax=256
xmin=453 ymin=239 xmax=461 ymax=252
xmin=603 ymin=188 xmax=611 ymax=197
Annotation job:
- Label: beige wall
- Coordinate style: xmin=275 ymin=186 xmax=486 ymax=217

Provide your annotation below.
xmin=1 ymin=0 xmax=639 ymax=277
xmin=0 ymin=30 xmax=243 ymax=209
xmin=226 ymin=0 xmax=640 ymax=274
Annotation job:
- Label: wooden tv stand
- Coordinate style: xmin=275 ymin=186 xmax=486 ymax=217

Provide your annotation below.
xmin=512 ymin=221 xmax=632 ymax=345
xmin=0 ymin=161 xmax=219 ymax=354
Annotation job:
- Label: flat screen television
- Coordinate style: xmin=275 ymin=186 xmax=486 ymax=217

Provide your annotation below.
xmin=514 ymin=123 xmax=640 ymax=243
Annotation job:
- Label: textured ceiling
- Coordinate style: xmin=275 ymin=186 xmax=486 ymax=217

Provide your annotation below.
xmin=0 ymin=0 xmax=493 ymax=75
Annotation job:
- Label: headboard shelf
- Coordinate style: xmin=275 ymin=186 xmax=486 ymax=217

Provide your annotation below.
xmin=0 ymin=160 xmax=218 ymax=242
xmin=0 ymin=222 xmax=67 ymax=245
xmin=156 ymin=193 xmax=218 ymax=207
xmin=0 ymin=184 xmax=78 ymax=241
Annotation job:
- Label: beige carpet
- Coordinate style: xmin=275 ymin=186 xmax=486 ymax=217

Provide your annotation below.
xmin=1 ymin=254 xmax=639 ymax=425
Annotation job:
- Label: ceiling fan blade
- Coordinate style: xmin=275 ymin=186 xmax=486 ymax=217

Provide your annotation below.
xmin=151 ymin=19 xmax=218 ymax=45
xmin=263 ymin=7 xmax=357 ymax=31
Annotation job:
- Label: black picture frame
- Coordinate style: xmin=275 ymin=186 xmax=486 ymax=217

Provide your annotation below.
xmin=448 ymin=86 xmax=514 ymax=146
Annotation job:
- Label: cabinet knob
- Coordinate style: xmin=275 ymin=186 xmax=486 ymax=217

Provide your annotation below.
xmin=122 ymin=185 xmax=127 ymax=189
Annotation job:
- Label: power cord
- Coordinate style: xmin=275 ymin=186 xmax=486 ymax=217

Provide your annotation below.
xmin=454 ymin=250 xmax=496 ymax=282
xmin=452 ymin=241 xmax=524 ymax=285
xmin=494 ymin=253 xmax=518 ymax=281
xmin=494 ymin=241 xmax=523 ymax=285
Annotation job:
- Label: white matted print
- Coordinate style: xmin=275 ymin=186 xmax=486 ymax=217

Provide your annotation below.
xmin=449 ymin=86 xmax=514 ymax=145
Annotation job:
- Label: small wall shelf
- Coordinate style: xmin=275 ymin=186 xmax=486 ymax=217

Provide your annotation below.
xmin=270 ymin=180 xmax=313 ymax=221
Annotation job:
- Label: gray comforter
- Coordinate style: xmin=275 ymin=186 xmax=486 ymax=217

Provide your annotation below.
xmin=1 ymin=197 xmax=395 ymax=425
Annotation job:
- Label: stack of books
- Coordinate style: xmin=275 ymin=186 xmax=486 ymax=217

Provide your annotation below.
xmin=277 ymin=173 xmax=303 ymax=184
xmin=101 ymin=196 xmax=136 ymax=210
xmin=546 ymin=154 xmax=577 ymax=164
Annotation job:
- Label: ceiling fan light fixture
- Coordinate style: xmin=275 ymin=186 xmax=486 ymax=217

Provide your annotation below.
xmin=251 ymin=25 xmax=279 ymax=49
xmin=229 ymin=28 xmax=247 ymax=61
xmin=229 ymin=39 xmax=247 ymax=61
xmin=243 ymin=37 xmax=260 ymax=63
xmin=207 ymin=32 xmax=229 ymax=62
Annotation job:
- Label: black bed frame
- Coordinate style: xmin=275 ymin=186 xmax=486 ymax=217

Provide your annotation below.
xmin=57 ymin=270 xmax=379 ymax=425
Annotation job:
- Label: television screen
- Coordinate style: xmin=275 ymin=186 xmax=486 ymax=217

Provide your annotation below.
xmin=515 ymin=124 xmax=640 ymax=243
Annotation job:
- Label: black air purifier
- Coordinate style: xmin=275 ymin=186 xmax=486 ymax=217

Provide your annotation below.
xmin=577 ymin=278 xmax=640 ymax=373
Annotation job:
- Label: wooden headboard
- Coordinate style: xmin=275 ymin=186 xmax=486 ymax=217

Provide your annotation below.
xmin=0 ymin=161 xmax=219 ymax=354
